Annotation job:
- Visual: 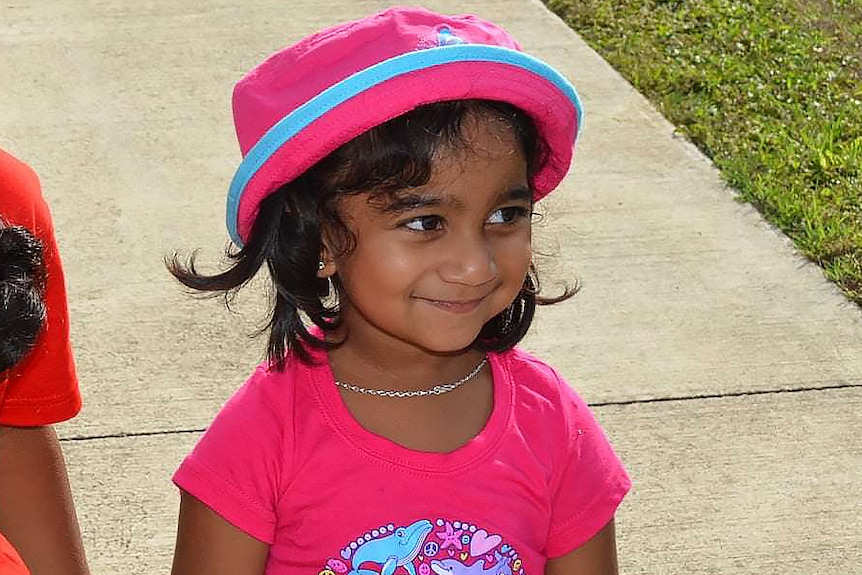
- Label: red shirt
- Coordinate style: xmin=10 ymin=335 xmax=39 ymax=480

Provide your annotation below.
xmin=0 ymin=539 xmax=30 ymax=575
xmin=0 ymin=149 xmax=81 ymax=426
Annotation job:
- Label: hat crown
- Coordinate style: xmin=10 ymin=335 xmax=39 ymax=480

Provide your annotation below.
xmin=226 ymin=7 xmax=581 ymax=246
xmin=232 ymin=8 xmax=521 ymax=156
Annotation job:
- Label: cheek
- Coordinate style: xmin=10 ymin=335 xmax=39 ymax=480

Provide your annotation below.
xmin=496 ymin=232 xmax=533 ymax=276
xmin=337 ymin=235 xmax=418 ymax=291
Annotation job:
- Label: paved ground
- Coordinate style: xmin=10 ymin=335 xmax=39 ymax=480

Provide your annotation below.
xmin=2 ymin=0 xmax=861 ymax=573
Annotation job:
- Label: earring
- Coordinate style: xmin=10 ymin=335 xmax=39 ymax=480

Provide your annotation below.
xmin=318 ymin=260 xmax=325 ymax=271
xmin=322 ymin=274 xmax=338 ymax=307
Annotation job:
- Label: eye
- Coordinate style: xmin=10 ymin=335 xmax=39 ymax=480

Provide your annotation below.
xmin=486 ymin=206 xmax=530 ymax=225
xmin=403 ymin=215 xmax=444 ymax=232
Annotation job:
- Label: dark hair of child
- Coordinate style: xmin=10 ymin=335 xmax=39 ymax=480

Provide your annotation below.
xmin=0 ymin=221 xmax=47 ymax=373
xmin=167 ymin=99 xmax=578 ymax=369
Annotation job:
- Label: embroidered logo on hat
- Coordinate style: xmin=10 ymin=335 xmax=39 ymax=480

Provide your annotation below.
xmin=416 ymin=25 xmax=466 ymax=50
xmin=436 ymin=26 xmax=465 ymax=46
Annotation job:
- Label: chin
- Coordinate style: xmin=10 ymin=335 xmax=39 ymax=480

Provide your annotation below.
xmin=411 ymin=328 xmax=487 ymax=356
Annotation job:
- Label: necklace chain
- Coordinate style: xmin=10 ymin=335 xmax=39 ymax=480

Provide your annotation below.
xmin=334 ymin=356 xmax=488 ymax=398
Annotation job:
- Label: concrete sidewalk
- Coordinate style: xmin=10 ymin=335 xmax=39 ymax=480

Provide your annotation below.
xmin=2 ymin=0 xmax=861 ymax=573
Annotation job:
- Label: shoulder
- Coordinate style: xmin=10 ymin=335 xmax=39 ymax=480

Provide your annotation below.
xmin=497 ymin=346 xmax=589 ymax=414
xmin=223 ymin=357 xmax=304 ymax=414
xmin=180 ymin=356 xmax=311 ymax=482
xmin=499 ymin=346 xmax=562 ymax=382
xmin=0 ymin=150 xmax=50 ymax=234
xmin=213 ymin=353 xmax=325 ymax=438
xmin=494 ymin=346 xmax=602 ymax=459
xmin=0 ymin=150 xmax=80 ymax=425
xmin=173 ymin=357 xmax=316 ymax=544
xmin=0 ymin=149 xmax=40 ymax=197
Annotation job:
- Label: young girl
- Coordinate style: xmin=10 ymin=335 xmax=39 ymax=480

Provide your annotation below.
xmin=169 ymin=8 xmax=630 ymax=575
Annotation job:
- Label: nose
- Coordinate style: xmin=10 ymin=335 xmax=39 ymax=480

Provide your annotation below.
xmin=438 ymin=233 xmax=498 ymax=287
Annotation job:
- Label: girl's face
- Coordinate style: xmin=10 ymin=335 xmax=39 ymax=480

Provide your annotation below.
xmin=327 ymin=113 xmax=533 ymax=356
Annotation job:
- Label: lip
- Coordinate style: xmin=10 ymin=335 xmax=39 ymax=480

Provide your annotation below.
xmin=417 ymin=296 xmax=488 ymax=314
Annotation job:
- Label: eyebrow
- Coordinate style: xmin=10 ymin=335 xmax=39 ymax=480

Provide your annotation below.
xmin=380 ymin=192 xmax=450 ymax=214
xmin=502 ymin=186 xmax=533 ymax=204
xmin=380 ymin=186 xmax=533 ymax=215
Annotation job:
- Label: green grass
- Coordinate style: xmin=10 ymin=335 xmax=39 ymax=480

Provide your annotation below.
xmin=545 ymin=0 xmax=862 ymax=304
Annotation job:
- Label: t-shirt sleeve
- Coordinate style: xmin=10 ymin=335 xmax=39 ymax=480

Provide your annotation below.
xmin=0 ymin=150 xmax=81 ymax=426
xmin=545 ymin=377 xmax=631 ymax=558
xmin=0 ymin=531 xmax=31 ymax=575
xmin=173 ymin=365 xmax=294 ymax=545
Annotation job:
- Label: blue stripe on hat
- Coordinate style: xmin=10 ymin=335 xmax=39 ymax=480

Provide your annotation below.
xmin=227 ymin=44 xmax=582 ymax=246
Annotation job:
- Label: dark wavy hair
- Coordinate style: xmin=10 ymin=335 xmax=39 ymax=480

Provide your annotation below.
xmin=168 ymin=99 xmax=577 ymax=369
xmin=0 ymin=220 xmax=47 ymax=373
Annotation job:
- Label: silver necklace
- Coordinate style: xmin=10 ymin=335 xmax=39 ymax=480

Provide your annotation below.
xmin=334 ymin=356 xmax=488 ymax=398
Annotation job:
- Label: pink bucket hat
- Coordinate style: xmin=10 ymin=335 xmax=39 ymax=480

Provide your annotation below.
xmin=227 ymin=7 xmax=583 ymax=246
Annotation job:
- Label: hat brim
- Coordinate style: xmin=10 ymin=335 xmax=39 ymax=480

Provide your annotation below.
xmin=228 ymin=44 xmax=582 ymax=246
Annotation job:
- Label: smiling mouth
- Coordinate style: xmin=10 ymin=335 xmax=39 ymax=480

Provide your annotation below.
xmin=418 ymin=296 xmax=487 ymax=314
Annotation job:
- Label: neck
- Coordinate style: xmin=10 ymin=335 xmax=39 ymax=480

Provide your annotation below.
xmin=325 ymin=323 xmax=487 ymax=393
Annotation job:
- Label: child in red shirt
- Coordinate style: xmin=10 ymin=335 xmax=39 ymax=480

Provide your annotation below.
xmin=0 ymin=148 xmax=89 ymax=575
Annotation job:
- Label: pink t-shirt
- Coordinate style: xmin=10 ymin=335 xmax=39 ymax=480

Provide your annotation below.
xmin=174 ymin=346 xmax=630 ymax=575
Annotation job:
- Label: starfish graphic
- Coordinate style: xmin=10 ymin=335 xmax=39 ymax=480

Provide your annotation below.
xmin=435 ymin=521 xmax=464 ymax=550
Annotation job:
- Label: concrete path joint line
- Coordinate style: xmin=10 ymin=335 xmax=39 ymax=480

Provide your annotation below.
xmin=592 ymin=382 xmax=862 ymax=408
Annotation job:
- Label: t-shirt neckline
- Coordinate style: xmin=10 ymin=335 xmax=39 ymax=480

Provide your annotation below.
xmin=307 ymin=346 xmax=513 ymax=474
